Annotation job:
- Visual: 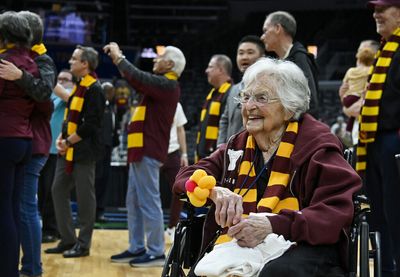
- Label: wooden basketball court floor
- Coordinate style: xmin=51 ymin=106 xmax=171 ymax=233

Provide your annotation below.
xmin=38 ymin=229 xmax=375 ymax=277
xmin=39 ymin=229 xmax=165 ymax=277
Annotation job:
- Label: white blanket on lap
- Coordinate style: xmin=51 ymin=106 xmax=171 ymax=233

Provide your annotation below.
xmin=194 ymin=233 xmax=295 ymax=277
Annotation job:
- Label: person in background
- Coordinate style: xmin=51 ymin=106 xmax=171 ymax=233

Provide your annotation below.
xmin=357 ymin=1 xmax=400 ymax=276
xmin=45 ymin=46 xmax=104 ymax=258
xmin=260 ymin=11 xmax=320 ymax=118
xmin=339 ymin=40 xmax=378 ymax=147
xmin=162 ymin=102 xmax=189 ymax=243
xmin=0 ymin=11 xmax=39 ymax=277
xmin=217 ymin=35 xmax=265 ymax=145
xmin=38 ymin=69 xmax=75 ymax=244
xmin=196 ymin=54 xmax=232 ymax=161
xmin=104 ymin=42 xmax=186 ymax=267
xmin=0 ymin=10 xmax=57 ymax=277
xmin=95 ymin=81 xmax=118 ymax=222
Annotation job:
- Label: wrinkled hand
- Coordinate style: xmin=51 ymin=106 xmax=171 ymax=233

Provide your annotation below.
xmin=227 ymin=215 xmax=273 ymax=248
xmin=103 ymin=42 xmax=122 ymax=64
xmin=0 ymin=59 xmax=23 ymax=80
xmin=343 ymin=98 xmax=363 ymax=118
xmin=209 ymin=186 xmax=243 ymax=228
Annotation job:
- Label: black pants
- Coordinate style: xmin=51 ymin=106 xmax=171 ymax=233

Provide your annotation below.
xmin=259 ymin=244 xmax=345 ymax=277
xmin=38 ymin=154 xmax=59 ymax=236
xmin=95 ymin=145 xmax=112 ymax=215
xmin=365 ymin=130 xmax=400 ymax=277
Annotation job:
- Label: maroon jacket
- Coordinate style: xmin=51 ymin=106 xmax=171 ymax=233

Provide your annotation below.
xmin=0 ymin=47 xmax=39 ymax=138
xmin=174 ymin=114 xmax=361 ymax=266
xmin=118 ymin=59 xmax=179 ymax=163
xmin=31 ymin=101 xmax=53 ymax=155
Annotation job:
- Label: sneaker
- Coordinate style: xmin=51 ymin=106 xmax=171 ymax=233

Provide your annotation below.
xmin=129 ymin=253 xmax=165 ymax=267
xmin=110 ymin=249 xmax=146 ymax=263
xmin=165 ymin=227 xmax=175 ymax=244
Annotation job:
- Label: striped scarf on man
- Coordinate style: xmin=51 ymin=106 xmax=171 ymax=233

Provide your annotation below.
xmin=127 ymin=71 xmax=178 ymax=163
xmin=195 ymin=82 xmax=231 ymax=162
xmin=63 ymin=74 xmax=97 ymax=174
xmin=215 ymin=121 xmax=299 ymax=244
xmin=356 ymin=27 xmax=400 ymax=174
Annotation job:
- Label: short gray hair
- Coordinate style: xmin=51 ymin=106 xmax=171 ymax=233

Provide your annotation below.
xmin=76 ymin=45 xmax=99 ymax=72
xmin=266 ymin=11 xmax=297 ymax=38
xmin=242 ymin=57 xmax=310 ymax=120
xmin=212 ymin=54 xmax=232 ymax=76
xmin=164 ymin=46 xmax=186 ymax=77
xmin=19 ymin=11 xmax=43 ymax=46
xmin=0 ymin=11 xmax=32 ymax=48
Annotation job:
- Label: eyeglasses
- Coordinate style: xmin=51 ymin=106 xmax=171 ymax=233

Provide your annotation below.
xmin=238 ymin=91 xmax=280 ymax=106
xmin=57 ymin=77 xmax=72 ymax=83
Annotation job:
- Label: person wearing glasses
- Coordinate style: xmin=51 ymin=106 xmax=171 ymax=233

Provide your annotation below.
xmin=173 ymin=58 xmax=361 ymax=276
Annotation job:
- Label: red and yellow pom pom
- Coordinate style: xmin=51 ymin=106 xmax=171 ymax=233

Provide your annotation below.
xmin=186 ymin=169 xmax=216 ymax=207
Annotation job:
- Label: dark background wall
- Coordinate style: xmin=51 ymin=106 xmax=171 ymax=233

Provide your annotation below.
xmin=1 ymin=0 xmax=379 ymax=162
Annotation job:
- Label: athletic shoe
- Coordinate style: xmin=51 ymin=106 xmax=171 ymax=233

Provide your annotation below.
xmin=129 ymin=253 xmax=165 ymax=267
xmin=110 ymin=249 xmax=146 ymax=263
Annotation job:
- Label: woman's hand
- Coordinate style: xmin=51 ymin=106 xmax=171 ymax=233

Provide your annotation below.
xmin=209 ymin=186 xmax=243 ymax=228
xmin=0 ymin=59 xmax=23 ymax=80
xmin=227 ymin=215 xmax=273 ymax=248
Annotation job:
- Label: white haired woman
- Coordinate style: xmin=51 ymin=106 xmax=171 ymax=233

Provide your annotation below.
xmin=173 ymin=58 xmax=362 ymax=276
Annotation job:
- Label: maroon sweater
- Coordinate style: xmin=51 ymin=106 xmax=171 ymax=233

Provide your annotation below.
xmin=118 ymin=59 xmax=179 ymax=163
xmin=0 ymin=47 xmax=39 ymax=138
xmin=174 ymin=114 xmax=361 ymax=266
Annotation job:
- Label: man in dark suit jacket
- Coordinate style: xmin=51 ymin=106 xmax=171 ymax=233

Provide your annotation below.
xmin=261 ymin=11 xmax=320 ymax=118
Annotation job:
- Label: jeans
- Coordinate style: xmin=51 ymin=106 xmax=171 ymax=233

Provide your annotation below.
xmin=20 ymin=155 xmax=47 ymax=276
xmin=0 ymin=138 xmax=32 ymax=277
xmin=127 ymin=156 xmax=165 ymax=256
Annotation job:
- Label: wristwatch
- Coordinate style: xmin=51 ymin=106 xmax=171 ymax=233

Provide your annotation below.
xmin=65 ymin=138 xmax=72 ymax=147
xmin=115 ymin=53 xmax=126 ymax=65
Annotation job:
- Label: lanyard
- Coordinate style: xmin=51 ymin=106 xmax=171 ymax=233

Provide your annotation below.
xmin=236 ymin=149 xmax=269 ymax=199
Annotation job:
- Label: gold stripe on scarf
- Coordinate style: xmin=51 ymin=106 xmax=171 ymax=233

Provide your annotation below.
xmin=31 ymin=43 xmax=47 ymax=55
xmin=357 ymin=27 xmax=400 ymax=174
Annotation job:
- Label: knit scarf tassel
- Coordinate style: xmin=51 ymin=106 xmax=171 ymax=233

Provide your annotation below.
xmin=64 ymin=74 xmax=97 ymax=174
xmin=356 ymin=27 xmax=400 ymax=174
xmin=215 ymin=121 xmax=299 ymax=244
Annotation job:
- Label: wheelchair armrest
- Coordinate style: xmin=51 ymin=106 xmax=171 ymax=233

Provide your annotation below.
xmin=178 ymin=193 xmax=189 ymax=202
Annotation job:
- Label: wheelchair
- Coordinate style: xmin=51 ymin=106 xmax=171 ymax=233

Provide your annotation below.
xmin=345 ymin=149 xmax=381 ymax=277
xmin=162 ymin=149 xmax=381 ymax=277
xmin=161 ymin=198 xmax=219 ymax=277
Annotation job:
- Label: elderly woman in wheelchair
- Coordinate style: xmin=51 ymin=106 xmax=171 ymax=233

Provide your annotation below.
xmin=173 ymin=58 xmax=362 ymax=277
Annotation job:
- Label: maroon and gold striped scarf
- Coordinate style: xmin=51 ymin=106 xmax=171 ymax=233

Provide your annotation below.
xmin=127 ymin=71 xmax=178 ymax=163
xmin=216 ymin=121 xmax=299 ymax=244
xmin=356 ymin=27 xmax=400 ymax=174
xmin=31 ymin=43 xmax=47 ymax=56
xmin=195 ymin=82 xmax=231 ymax=162
xmin=63 ymin=74 xmax=97 ymax=174
xmin=0 ymin=43 xmax=16 ymax=53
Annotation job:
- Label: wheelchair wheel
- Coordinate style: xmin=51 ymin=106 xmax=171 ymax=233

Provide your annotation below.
xmin=359 ymin=222 xmax=370 ymax=277
xmin=161 ymin=225 xmax=188 ymax=277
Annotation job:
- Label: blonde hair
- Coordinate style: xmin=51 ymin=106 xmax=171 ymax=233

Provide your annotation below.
xmin=356 ymin=47 xmax=375 ymax=66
